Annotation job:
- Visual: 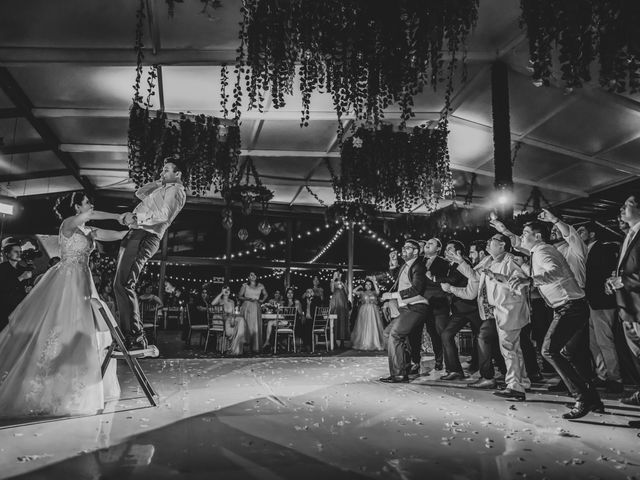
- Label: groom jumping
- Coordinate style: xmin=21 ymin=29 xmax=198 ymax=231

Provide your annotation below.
xmin=114 ymin=158 xmax=187 ymax=349
xmin=380 ymin=239 xmax=430 ymax=383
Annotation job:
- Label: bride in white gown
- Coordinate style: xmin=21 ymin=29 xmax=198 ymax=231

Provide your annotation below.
xmin=0 ymin=192 xmax=127 ymax=418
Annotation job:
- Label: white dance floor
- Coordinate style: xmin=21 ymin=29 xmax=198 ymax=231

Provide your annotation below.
xmin=1 ymin=355 xmax=639 ymax=479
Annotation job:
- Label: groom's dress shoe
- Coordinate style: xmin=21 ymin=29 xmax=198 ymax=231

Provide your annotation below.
xmin=439 ymin=371 xmax=465 ymax=381
xmin=379 ymin=375 xmax=410 ymax=383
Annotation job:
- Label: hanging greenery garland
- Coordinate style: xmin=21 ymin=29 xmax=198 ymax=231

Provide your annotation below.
xmin=331 ymin=121 xmax=453 ymax=213
xmin=520 ymin=0 xmax=640 ymax=92
xmin=128 ymin=0 xmax=241 ymax=196
xmin=229 ymin=0 xmax=479 ymax=131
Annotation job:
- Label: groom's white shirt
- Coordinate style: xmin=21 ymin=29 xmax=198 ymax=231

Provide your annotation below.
xmin=132 ymin=180 xmax=186 ymax=237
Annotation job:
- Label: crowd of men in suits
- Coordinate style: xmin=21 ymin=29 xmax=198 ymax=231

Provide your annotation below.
xmin=380 ymin=193 xmax=640 ymax=424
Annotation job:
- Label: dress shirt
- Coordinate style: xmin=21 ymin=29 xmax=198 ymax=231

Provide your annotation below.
xmin=522 ymin=243 xmax=584 ymax=308
xmin=394 ymin=257 xmax=428 ymax=307
xmin=132 ymin=181 xmax=187 ymax=237
xmin=618 ymin=221 xmax=640 ymax=271
xmin=555 ymin=224 xmax=587 ymax=288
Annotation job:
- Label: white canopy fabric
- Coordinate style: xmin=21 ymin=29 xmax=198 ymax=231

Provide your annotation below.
xmin=0 ymin=0 xmax=637 ymax=215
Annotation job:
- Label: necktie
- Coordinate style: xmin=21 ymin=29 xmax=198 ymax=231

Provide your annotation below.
xmin=526 ymin=251 xmax=534 ymax=309
xmin=479 ymin=276 xmax=495 ymax=320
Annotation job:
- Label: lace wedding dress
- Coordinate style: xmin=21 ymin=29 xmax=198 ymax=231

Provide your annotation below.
xmin=0 ymin=227 xmax=120 ymax=417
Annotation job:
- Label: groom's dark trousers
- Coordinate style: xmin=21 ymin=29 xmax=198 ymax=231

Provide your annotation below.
xmin=385 ymin=303 xmax=430 ymax=377
xmin=114 ymin=229 xmax=161 ymax=337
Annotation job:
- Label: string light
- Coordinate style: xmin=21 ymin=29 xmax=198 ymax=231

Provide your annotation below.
xmin=358 ymin=225 xmax=394 ymax=250
xmin=308 ymin=228 xmax=344 ymax=263
xmin=214 ymin=222 xmax=336 ymax=260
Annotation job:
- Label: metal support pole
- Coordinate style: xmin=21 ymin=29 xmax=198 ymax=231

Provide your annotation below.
xmin=347 ymin=223 xmax=354 ymax=298
xmin=285 ymin=219 xmax=292 ymax=289
xmin=224 ymin=226 xmax=232 ymax=283
xmin=491 ymin=61 xmax=514 ymax=220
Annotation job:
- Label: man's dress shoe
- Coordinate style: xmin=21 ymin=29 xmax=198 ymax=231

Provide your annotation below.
xmin=379 ymin=376 xmax=410 ymax=383
xmin=562 ymin=400 xmax=605 ymax=419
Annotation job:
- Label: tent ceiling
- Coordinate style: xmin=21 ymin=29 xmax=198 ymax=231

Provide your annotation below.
xmin=0 ymin=0 xmax=638 ymax=219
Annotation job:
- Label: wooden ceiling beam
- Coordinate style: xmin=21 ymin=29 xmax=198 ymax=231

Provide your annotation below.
xmin=33 ymin=107 xmax=442 ymax=122
xmin=0 ymin=142 xmax=50 ymax=155
xmin=0 ymin=107 xmax=21 ymax=119
xmin=451 ymin=115 xmax=640 ymax=175
xmin=0 ymin=67 xmax=94 ymax=194
xmin=0 ymin=47 xmax=515 ymax=67
xmin=0 ymin=168 xmax=69 ymax=183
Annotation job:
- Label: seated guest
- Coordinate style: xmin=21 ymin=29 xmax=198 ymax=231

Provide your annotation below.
xmin=183 ymin=286 xmax=208 ymax=342
xmin=137 ymin=284 xmax=163 ymax=341
xmin=269 ymin=289 xmax=284 ymax=307
xmin=263 ymin=287 xmax=302 ymax=351
xmin=301 ymin=288 xmax=322 ymax=351
xmin=167 ymin=286 xmax=186 ymax=307
xmin=0 ymin=237 xmax=32 ymax=331
xmin=99 ymin=283 xmax=117 ymax=316
xmin=211 ymin=285 xmax=246 ymax=355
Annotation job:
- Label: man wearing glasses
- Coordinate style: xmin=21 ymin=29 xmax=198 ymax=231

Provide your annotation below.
xmin=380 ymin=239 xmax=429 ymax=383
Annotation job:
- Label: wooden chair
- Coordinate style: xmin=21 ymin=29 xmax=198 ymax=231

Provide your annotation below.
xmin=312 ymin=306 xmax=331 ymax=353
xmin=205 ymin=305 xmax=227 ymax=353
xmin=186 ymin=304 xmax=209 ymax=346
xmin=140 ymin=301 xmax=160 ymax=344
xmin=274 ymin=306 xmax=297 ymax=354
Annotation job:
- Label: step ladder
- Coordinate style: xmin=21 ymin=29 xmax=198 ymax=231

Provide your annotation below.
xmin=91 ymin=298 xmax=159 ymax=407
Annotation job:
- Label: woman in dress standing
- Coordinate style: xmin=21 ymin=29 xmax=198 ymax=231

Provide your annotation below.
xmin=351 ymin=277 xmax=385 ymax=351
xmin=330 ymin=269 xmax=350 ymax=348
xmin=211 ymin=285 xmax=246 ymax=355
xmin=238 ymin=272 xmax=268 ymax=353
xmin=0 ymin=192 xmax=125 ymax=418
xmin=311 ymin=275 xmax=325 ymax=304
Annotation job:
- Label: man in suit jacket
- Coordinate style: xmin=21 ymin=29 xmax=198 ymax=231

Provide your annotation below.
xmin=380 ymin=239 xmax=429 ymax=383
xmin=611 ymin=194 xmax=640 ymax=407
xmin=431 ymin=240 xmax=478 ymax=381
xmin=412 ymin=237 xmax=449 ymax=372
xmin=577 ymin=222 xmax=623 ymax=393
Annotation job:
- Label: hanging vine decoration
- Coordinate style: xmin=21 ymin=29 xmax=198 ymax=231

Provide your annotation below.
xmin=332 ymin=121 xmax=453 ymax=213
xmin=230 ymin=0 xmax=479 ymax=133
xmin=520 ymin=0 xmax=640 ymax=93
xmin=128 ymin=0 xmax=240 ymax=196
